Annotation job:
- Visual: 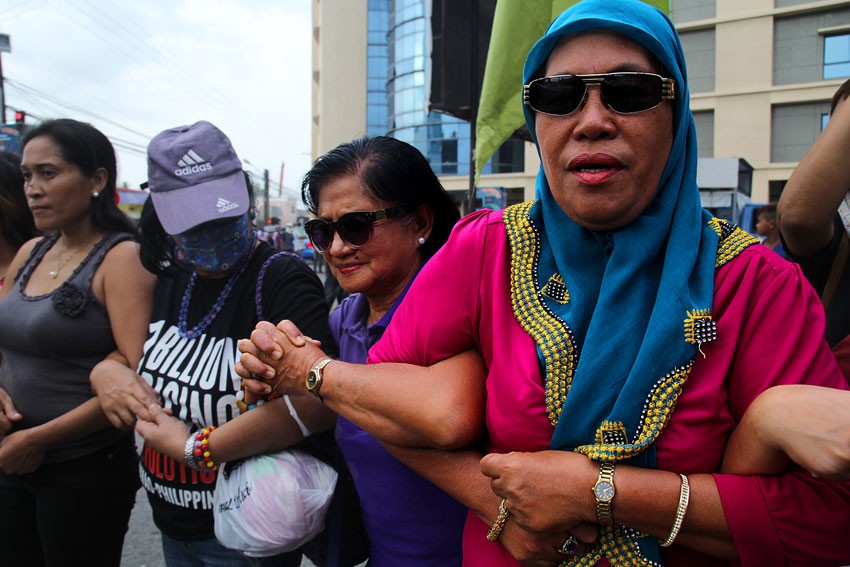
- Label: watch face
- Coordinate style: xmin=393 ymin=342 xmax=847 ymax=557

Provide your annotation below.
xmin=595 ymin=481 xmax=615 ymax=501
xmin=306 ymin=370 xmax=319 ymax=391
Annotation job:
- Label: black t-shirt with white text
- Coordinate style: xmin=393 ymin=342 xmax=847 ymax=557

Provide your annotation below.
xmin=138 ymin=243 xmax=331 ymax=540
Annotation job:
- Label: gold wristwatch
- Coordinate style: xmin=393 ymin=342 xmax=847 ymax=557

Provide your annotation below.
xmin=306 ymin=357 xmax=334 ymax=401
xmin=592 ymin=462 xmax=616 ymax=526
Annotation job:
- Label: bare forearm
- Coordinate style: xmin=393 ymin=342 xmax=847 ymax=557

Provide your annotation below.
xmin=721 ymin=388 xmax=790 ymax=476
xmin=28 ymin=397 xmax=112 ymax=448
xmin=723 ymin=385 xmax=850 ymax=480
xmin=612 ymin=467 xmax=735 ymax=559
xmin=239 ymin=324 xmax=484 ymax=449
xmin=209 ymin=396 xmax=335 ymax=463
xmin=322 ymin=359 xmax=484 ymax=449
xmin=779 ymin=98 xmax=850 ymax=257
xmin=382 ymin=443 xmax=498 ymax=522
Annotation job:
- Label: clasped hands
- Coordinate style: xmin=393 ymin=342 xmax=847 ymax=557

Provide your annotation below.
xmin=482 ymin=450 xmax=601 ymax=565
xmin=236 ymin=319 xmax=327 ymax=398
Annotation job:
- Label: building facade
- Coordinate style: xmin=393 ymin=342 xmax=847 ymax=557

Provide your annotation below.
xmin=312 ymin=0 xmax=850 ymax=208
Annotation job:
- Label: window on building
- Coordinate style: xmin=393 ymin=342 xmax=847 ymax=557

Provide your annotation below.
xmin=366 ymin=0 xmax=390 ymax=135
xmin=441 ymin=138 xmax=458 ymax=175
xmin=669 ymin=0 xmax=715 ymax=24
xmin=822 ymin=112 xmax=831 ymax=131
xmin=776 ymin=0 xmax=818 ymax=6
xmin=484 ymin=139 xmax=525 ymax=174
xmin=771 ymin=102 xmax=832 ymax=162
xmin=824 ymin=33 xmax=850 ymax=79
xmin=769 ymin=180 xmax=787 ymax=202
xmin=693 ymin=111 xmax=714 ymax=158
xmin=679 ymin=29 xmax=716 ymax=93
xmin=775 ymin=8 xmax=850 ymax=85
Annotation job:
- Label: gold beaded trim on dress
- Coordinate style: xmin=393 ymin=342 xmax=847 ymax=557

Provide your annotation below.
xmin=503 ymin=202 xmax=577 ymax=426
xmin=710 ymin=217 xmax=759 ymax=268
xmin=504 ymin=205 xmax=757 ymax=567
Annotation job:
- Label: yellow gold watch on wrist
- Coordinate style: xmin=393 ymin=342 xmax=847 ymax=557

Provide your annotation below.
xmin=306 ymin=357 xmax=333 ymax=401
xmin=592 ymin=462 xmax=616 ymax=526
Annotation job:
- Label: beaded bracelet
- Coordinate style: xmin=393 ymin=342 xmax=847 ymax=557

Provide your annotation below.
xmin=486 ymin=498 xmax=510 ymax=542
xmin=660 ymin=474 xmax=690 ymax=547
xmin=193 ymin=426 xmax=219 ymax=471
xmin=183 ymin=433 xmax=200 ymax=471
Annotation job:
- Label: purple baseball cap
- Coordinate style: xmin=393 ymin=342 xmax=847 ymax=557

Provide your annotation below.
xmin=147 ymin=121 xmax=249 ymax=235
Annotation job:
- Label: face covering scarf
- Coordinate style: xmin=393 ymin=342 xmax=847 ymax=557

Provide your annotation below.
xmin=176 ymin=213 xmax=253 ymax=274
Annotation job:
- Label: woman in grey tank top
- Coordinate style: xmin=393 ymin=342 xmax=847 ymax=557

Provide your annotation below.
xmin=0 ymin=119 xmax=155 ymax=566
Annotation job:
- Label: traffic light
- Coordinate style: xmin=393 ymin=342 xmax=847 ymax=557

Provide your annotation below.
xmin=13 ymin=110 xmax=26 ymax=133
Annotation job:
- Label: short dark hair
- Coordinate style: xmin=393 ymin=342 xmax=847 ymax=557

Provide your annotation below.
xmin=22 ymin=118 xmax=134 ymax=234
xmin=0 ymin=152 xmax=38 ymax=249
xmin=301 ymin=136 xmax=460 ymax=258
xmin=756 ymin=203 xmax=777 ymax=221
xmin=830 ymin=78 xmax=850 ymax=115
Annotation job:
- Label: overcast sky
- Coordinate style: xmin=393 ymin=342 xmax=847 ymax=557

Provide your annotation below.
xmin=1 ymin=0 xmax=312 ymax=198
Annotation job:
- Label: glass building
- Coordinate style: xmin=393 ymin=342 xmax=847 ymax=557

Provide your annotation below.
xmin=367 ymin=0 xmax=523 ymax=176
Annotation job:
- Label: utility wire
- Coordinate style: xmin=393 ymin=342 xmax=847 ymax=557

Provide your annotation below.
xmin=0 ymin=0 xmax=43 ymax=19
xmin=45 ymin=2 xmax=232 ymax=114
xmin=53 ymin=0 xmax=310 ymax=152
xmin=6 ymin=78 xmax=153 ymax=140
xmin=71 ymin=0 xmax=245 ymax=114
xmin=6 ymin=0 xmax=311 ymax=174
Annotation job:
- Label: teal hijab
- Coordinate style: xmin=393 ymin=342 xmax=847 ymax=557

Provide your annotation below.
xmin=510 ymin=0 xmax=719 ymax=561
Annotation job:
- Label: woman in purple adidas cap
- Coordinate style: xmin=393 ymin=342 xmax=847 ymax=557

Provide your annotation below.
xmin=89 ymin=121 xmax=334 ymax=567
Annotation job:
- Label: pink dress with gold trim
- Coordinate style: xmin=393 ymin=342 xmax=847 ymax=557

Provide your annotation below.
xmin=369 ymin=209 xmax=850 ymax=567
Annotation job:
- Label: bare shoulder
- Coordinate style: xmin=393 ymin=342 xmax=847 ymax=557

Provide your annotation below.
xmin=99 ymin=238 xmax=154 ymax=286
xmin=101 ymin=239 xmax=144 ymax=269
xmin=16 ymin=236 xmax=43 ymax=259
xmin=6 ymin=236 xmax=43 ymax=275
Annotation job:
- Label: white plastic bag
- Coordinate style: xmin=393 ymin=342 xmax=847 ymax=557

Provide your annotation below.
xmin=213 ymin=449 xmax=338 ymax=557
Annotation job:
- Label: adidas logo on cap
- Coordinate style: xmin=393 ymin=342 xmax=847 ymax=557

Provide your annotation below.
xmin=174 ymin=149 xmax=213 ymax=176
xmin=217 ymin=197 xmax=239 ymax=213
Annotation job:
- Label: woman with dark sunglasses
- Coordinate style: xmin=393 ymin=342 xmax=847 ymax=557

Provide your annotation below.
xmin=266 ymin=135 xmax=470 ymax=566
xmin=240 ymin=1 xmax=850 ymax=566
xmin=241 ymin=135 xmax=481 ymax=566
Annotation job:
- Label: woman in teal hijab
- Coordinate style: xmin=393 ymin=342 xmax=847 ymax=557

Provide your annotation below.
xmin=238 ymin=0 xmax=850 ymax=565
xmin=469 ymin=1 xmax=850 ymax=565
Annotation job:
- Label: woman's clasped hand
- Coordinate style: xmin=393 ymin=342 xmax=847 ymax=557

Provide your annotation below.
xmin=237 ymin=319 xmax=326 ymax=398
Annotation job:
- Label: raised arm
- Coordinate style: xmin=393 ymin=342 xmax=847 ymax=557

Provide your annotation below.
xmin=778 ymin=87 xmax=850 ymax=258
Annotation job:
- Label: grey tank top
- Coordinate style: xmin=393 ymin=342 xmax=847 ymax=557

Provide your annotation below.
xmin=0 ymin=231 xmax=132 ymax=463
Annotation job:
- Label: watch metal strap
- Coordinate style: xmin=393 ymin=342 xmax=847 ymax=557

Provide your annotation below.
xmin=308 ymin=357 xmax=334 ymax=400
xmin=596 ymin=462 xmax=615 ymax=526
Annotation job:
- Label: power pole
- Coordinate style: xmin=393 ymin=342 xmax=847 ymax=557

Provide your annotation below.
xmin=0 ymin=34 xmax=11 ymax=124
xmin=263 ymin=168 xmax=270 ymax=223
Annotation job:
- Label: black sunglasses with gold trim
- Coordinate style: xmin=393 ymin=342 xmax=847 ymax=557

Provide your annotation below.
xmin=524 ymin=72 xmax=675 ymax=116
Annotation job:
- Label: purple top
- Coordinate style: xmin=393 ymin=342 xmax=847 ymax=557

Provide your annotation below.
xmin=330 ymin=291 xmax=465 ymax=567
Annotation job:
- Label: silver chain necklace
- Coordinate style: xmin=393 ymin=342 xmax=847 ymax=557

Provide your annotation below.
xmin=49 ymin=237 xmax=95 ymax=279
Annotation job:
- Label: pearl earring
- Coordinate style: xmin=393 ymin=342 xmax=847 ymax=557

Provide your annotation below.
xmin=92 ymin=191 xmax=100 ymax=198
xmin=417 ymin=236 xmax=426 ymax=245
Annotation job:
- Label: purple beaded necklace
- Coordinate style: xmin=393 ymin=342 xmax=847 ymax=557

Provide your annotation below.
xmin=177 ymin=238 xmax=257 ymax=340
